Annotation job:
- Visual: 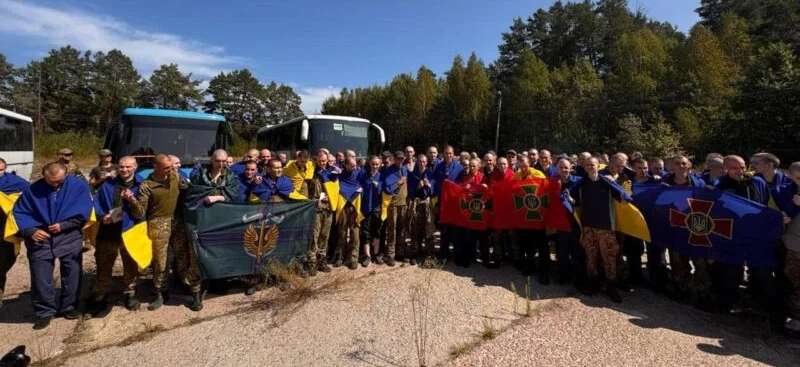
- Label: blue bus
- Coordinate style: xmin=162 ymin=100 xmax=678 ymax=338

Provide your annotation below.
xmin=103 ymin=108 xmax=231 ymax=177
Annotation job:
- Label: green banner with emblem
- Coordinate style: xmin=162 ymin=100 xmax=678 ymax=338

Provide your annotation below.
xmin=184 ymin=201 xmax=316 ymax=280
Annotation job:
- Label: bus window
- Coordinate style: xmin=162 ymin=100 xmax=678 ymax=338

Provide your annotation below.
xmin=0 ymin=116 xmax=33 ymax=151
xmin=309 ymin=120 xmax=368 ymax=157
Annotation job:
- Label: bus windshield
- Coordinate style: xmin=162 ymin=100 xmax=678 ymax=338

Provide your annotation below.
xmin=0 ymin=115 xmax=33 ymax=151
xmin=119 ymin=116 xmax=221 ymax=161
xmin=309 ymin=119 xmax=369 ymax=157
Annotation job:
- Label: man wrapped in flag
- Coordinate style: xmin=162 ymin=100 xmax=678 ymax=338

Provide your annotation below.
xmin=713 ymin=155 xmax=780 ymax=320
xmin=5 ymin=162 xmax=93 ymax=329
xmin=236 ymin=159 xmax=270 ymax=203
xmin=307 ymin=151 xmax=338 ymax=275
xmin=551 ymin=157 xmax=585 ymax=286
xmin=510 ymin=155 xmax=548 ymax=280
xmin=407 ymin=153 xmax=435 ymax=265
xmin=570 ymin=157 xmax=649 ymax=303
xmin=283 ymin=150 xmax=314 ymax=199
xmin=432 ymin=145 xmax=463 ymax=262
xmin=0 ymin=158 xmax=28 ymax=309
xmin=452 ymin=158 xmax=485 ymax=268
xmin=380 ymin=151 xmax=409 ymax=267
xmin=358 ymin=156 xmax=383 ymax=266
xmin=335 ymin=157 xmax=364 ymax=269
xmin=87 ymin=156 xmax=146 ymax=315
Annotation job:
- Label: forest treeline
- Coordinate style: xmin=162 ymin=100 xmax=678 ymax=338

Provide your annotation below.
xmin=1 ymin=0 xmax=798 ymax=161
xmin=322 ymin=0 xmax=800 ymax=160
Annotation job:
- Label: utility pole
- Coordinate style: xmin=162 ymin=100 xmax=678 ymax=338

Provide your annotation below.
xmin=494 ymin=90 xmax=502 ymax=153
xmin=37 ymin=63 xmax=42 ymax=132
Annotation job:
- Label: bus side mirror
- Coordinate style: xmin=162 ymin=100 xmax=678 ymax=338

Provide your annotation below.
xmin=373 ymin=123 xmax=386 ymax=144
xmin=300 ymin=119 xmax=309 ymax=141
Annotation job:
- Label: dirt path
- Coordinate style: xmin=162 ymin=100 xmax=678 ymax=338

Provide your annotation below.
xmin=1 ymin=251 xmax=798 ymax=366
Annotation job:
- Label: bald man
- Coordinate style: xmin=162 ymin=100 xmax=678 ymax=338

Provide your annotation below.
xmin=127 ymin=154 xmax=194 ymax=311
xmin=88 ymin=156 xmax=142 ymax=315
xmin=714 ymin=155 xmax=778 ymax=322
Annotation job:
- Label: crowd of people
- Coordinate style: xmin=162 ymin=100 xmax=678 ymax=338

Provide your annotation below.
xmin=0 ymin=144 xmax=798 ymax=337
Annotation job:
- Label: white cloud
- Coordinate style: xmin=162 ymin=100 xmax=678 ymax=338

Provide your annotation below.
xmin=296 ymin=85 xmax=341 ymax=114
xmin=0 ymin=0 xmax=240 ymax=77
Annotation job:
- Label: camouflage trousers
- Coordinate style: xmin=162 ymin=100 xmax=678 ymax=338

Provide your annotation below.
xmin=669 ymin=250 xmax=711 ymax=295
xmin=93 ymin=236 xmax=138 ymax=298
xmin=581 ymin=227 xmax=620 ymax=281
xmin=337 ymin=203 xmax=360 ymax=264
xmin=384 ymin=205 xmax=407 ymax=259
xmin=171 ymin=218 xmax=202 ymax=293
xmin=308 ymin=209 xmax=333 ymax=265
xmin=408 ymin=198 xmax=434 ymax=257
xmin=148 ymin=217 xmax=173 ymax=291
xmin=786 ymin=249 xmax=800 ymax=318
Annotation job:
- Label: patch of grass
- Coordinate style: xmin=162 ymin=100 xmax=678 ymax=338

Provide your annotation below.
xmin=448 ymin=342 xmax=473 ymax=359
xmin=35 ymin=132 xmax=103 ymax=161
xmin=409 ymin=272 xmax=436 ymax=367
xmin=479 ymin=319 xmax=497 ymax=341
xmin=250 ymin=261 xmax=355 ymax=326
xmin=117 ymin=322 xmax=167 ymax=347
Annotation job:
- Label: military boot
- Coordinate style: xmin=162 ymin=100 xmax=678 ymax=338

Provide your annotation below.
xmin=125 ymin=294 xmax=140 ymax=311
xmin=188 ymin=291 xmax=204 ymax=312
xmin=317 ymin=257 xmax=332 ymax=273
xmin=148 ymin=291 xmax=167 ymax=311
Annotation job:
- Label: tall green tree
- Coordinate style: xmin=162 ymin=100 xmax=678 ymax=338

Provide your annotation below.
xmin=0 ymin=54 xmax=14 ymax=110
xmin=13 ymin=46 xmax=95 ymax=132
xmin=91 ymin=49 xmax=141 ymax=131
xmin=503 ymin=49 xmax=551 ymax=149
xmin=138 ymin=64 xmax=202 ymax=110
xmin=730 ymin=42 xmax=800 ymax=159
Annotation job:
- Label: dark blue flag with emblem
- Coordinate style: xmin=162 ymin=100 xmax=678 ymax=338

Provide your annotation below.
xmin=633 ymin=185 xmax=783 ymax=267
xmin=184 ymin=200 xmax=316 ymax=279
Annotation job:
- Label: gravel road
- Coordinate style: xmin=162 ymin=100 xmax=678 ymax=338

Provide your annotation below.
xmin=2 ymin=251 xmax=798 ymax=366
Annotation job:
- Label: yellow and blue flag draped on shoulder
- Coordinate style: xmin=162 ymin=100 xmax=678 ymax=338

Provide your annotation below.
xmin=379 ymin=165 xmax=405 ymax=221
xmin=317 ymin=166 xmax=341 ymax=211
xmin=0 ymin=173 xmax=30 ymax=255
xmin=236 ymin=173 xmax=271 ymax=204
xmin=283 ymin=160 xmax=314 ymax=200
xmin=5 ymin=175 xmax=95 ymax=250
xmin=94 ymin=176 xmax=152 ymax=269
xmin=336 ymin=168 xmax=364 ymax=224
xmin=572 ymin=177 xmax=650 ymax=242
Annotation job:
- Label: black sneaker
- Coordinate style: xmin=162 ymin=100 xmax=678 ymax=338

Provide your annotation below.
xmin=385 ymin=258 xmax=396 ymax=267
xmin=361 ymin=257 xmax=371 ymax=268
xmin=33 ymin=316 xmax=52 ymax=330
xmin=606 ymin=286 xmax=622 ymax=303
xmin=409 ymin=258 xmax=417 ymax=266
xmin=61 ymin=309 xmax=82 ymax=320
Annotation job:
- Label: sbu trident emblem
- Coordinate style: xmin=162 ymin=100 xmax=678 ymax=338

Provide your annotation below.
xmin=669 ymin=198 xmax=733 ymax=247
xmin=513 ymin=184 xmax=549 ymax=221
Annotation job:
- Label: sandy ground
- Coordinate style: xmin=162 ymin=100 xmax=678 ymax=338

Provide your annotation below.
xmin=2 ymin=247 xmax=799 ymax=367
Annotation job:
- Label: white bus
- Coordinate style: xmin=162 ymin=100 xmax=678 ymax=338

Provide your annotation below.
xmin=0 ymin=108 xmax=34 ymax=180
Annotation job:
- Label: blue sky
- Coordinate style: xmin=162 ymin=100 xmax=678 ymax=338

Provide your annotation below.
xmin=0 ymin=0 xmax=701 ymax=112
